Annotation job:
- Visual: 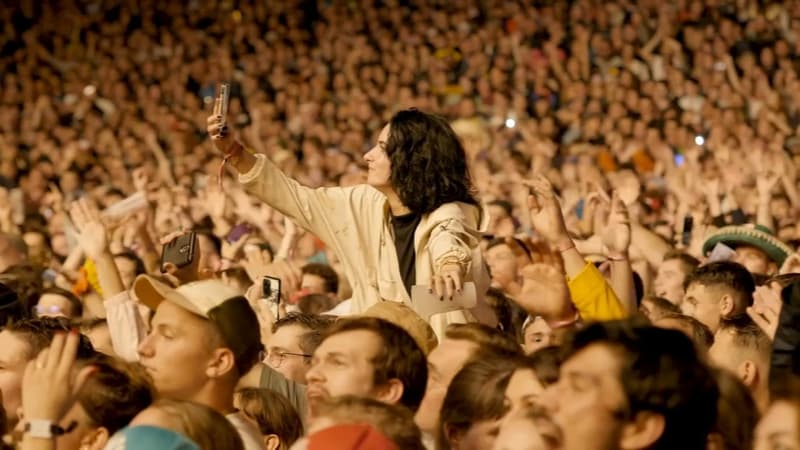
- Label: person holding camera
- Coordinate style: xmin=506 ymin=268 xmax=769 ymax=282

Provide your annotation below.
xmin=207 ymin=108 xmax=494 ymax=337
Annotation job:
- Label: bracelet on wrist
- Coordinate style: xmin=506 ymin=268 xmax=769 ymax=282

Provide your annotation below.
xmin=555 ymin=240 xmax=575 ymax=253
xmin=607 ymin=253 xmax=628 ymax=262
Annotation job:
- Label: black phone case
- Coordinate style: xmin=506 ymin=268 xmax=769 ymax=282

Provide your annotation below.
xmin=160 ymin=233 xmax=196 ymax=272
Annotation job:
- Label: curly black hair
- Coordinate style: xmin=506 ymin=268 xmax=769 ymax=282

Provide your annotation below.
xmin=386 ymin=109 xmax=479 ymax=214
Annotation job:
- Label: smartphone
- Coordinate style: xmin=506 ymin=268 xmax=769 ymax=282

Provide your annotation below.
xmin=214 ymin=82 xmax=230 ymax=118
xmin=160 ymin=232 xmax=197 ymax=273
xmin=262 ymin=276 xmax=282 ymax=304
xmin=674 ymin=153 xmax=685 ymax=167
xmin=226 ymin=223 xmax=251 ymax=243
xmin=681 ymin=215 xmax=694 ymax=246
xmin=708 ymin=243 xmax=736 ymax=263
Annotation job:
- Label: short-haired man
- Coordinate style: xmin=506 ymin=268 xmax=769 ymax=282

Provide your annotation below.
xmin=134 ymin=276 xmax=267 ymax=450
xmin=415 ymin=323 xmax=521 ymax=444
xmin=266 ymin=312 xmax=334 ymax=384
xmin=653 ymin=251 xmax=699 ymax=306
xmin=305 ymin=317 xmax=428 ymax=420
xmin=300 ymin=263 xmax=339 ymax=298
xmin=541 ymin=320 xmax=718 ymax=450
xmin=709 ymin=317 xmax=772 ymax=412
xmin=682 ymin=261 xmax=755 ymax=333
xmin=0 ymin=317 xmax=95 ymax=428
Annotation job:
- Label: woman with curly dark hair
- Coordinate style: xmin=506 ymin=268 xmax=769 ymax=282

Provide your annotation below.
xmin=208 ymin=107 xmax=492 ymax=337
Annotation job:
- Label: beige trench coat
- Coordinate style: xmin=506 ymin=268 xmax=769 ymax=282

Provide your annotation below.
xmin=239 ymin=154 xmax=491 ymax=339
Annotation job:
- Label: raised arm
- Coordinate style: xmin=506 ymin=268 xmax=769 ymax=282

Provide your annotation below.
xmin=524 ymin=175 xmax=627 ymax=321
xmin=207 ymin=113 xmax=378 ymax=251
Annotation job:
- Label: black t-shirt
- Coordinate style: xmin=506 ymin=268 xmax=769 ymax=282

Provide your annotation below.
xmin=392 ymin=212 xmax=422 ymax=297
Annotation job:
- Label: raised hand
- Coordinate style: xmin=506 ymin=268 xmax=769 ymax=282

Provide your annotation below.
xmin=523 ymin=175 xmax=571 ymax=247
xmin=600 ymin=191 xmax=632 ymax=258
xmin=756 ymin=170 xmax=781 ymax=200
xmin=132 ymin=167 xmax=149 ymax=193
xmin=22 ymin=330 xmax=96 ymax=422
xmin=207 ymin=89 xmax=238 ymax=154
xmin=68 ymin=198 xmax=109 ymax=260
xmin=780 ymin=253 xmax=800 ymax=275
xmin=517 ymin=263 xmax=575 ymax=324
xmin=747 ymin=282 xmax=783 ymax=341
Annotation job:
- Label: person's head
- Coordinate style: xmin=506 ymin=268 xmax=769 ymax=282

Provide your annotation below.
xmin=755 ymin=376 xmax=800 ymax=450
xmin=134 ymin=277 xmax=263 ymax=403
xmin=485 ymin=238 xmax=524 ymax=289
xmin=439 ymin=357 xmax=516 ymax=450
xmin=268 ymin=313 xmax=335 ymax=384
xmin=486 ymin=200 xmax=517 ymax=237
xmin=639 ymin=296 xmax=680 ymax=322
xmin=493 ymin=404 xmax=561 ymax=450
xmin=521 ymin=316 xmax=555 ymax=354
xmin=34 ymin=287 xmax=83 ymax=319
xmin=78 ymin=318 xmax=114 ymax=357
xmin=304 ymin=396 xmax=424 ymax=450
xmin=47 ymin=354 xmax=154 ymax=450
xmin=415 ymin=323 xmax=520 ymax=435
xmin=542 ymin=320 xmax=718 ymax=450
xmin=363 ymin=109 xmax=478 ymax=214
xmin=300 ymin=264 xmax=339 ymax=298
xmin=709 ymin=317 xmax=772 ymax=404
xmin=0 ymin=317 xmax=95 ymax=426
xmin=0 ymin=233 xmax=27 ymax=274
xmin=707 ymin=368 xmax=759 ymax=450
xmin=296 ymin=294 xmax=340 ymax=315
xmin=682 ymin=261 xmax=755 ymax=333
xmin=305 ymin=317 xmax=427 ymax=418
xmin=655 ymin=251 xmax=700 ymax=306
xmin=653 ymin=313 xmax=715 ymax=353
xmin=504 ymin=347 xmax=561 ymax=417
xmin=733 ymin=244 xmax=777 ymax=276
xmin=236 ymin=388 xmax=304 ymax=450
xmin=130 ymin=399 xmax=244 ymax=450
xmin=113 ymin=251 xmax=147 ymax=290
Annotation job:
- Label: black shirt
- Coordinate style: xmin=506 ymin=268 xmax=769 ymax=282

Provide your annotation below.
xmin=392 ymin=212 xmax=422 ymax=297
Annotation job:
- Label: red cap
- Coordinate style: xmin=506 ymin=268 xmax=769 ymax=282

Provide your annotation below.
xmin=308 ymin=424 xmax=398 ymax=450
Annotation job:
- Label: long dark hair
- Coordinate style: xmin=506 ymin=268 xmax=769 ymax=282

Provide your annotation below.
xmin=386 ymin=109 xmax=479 ymax=214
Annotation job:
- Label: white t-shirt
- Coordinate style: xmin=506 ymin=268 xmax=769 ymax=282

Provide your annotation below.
xmin=227 ymin=412 xmax=268 ymax=450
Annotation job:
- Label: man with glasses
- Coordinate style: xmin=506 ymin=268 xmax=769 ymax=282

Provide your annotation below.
xmin=266 ymin=313 xmax=334 ymax=383
xmin=540 ymin=320 xmax=718 ymax=450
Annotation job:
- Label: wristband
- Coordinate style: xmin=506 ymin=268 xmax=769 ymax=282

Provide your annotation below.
xmin=607 ymin=253 xmax=628 ymax=262
xmin=24 ymin=420 xmax=67 ymax=439
xmin=218 ymin=141 xmax=246 ymax=190
xmin=555 ymin=240 xmax=575 ymax=253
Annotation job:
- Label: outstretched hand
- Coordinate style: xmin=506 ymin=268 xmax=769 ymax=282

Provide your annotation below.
xmin=68 ymin=198 xmax=110 ymax=260
xmin=600 ymin=191 xmax=632 ymax=258
xmin=523 ymin=175 xmax=571 ymax=247
xmin=747 ymin=282 xmax=783 ymax=341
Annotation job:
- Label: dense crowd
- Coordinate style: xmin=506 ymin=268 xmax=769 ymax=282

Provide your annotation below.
xmin=1 ymin=0 xmax=800 ymax=449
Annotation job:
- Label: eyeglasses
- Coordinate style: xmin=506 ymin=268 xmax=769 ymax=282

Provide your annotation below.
xmin=266 ymin=350 xmax=311 ymax=368
xmin=34 ymin=305 xmax=65 ymax=316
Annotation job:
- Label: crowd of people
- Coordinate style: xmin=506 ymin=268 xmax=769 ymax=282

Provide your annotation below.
xmin=2 ymin=0 xmax=800 ymax=449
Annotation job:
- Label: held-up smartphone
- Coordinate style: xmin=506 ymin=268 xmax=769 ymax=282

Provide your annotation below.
xmin=160 ymin=232 xmax=197 ymax=273
xmin=226 ymin=223 xmax=251 ymax=243
xmin=262 ymin=276 xmax=282 ymax=304
xmin=681 ymin=215 xmax=694 ymax=246
xmin=214 ymin=82 xmax=230 ymax=119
